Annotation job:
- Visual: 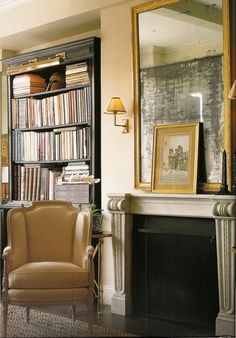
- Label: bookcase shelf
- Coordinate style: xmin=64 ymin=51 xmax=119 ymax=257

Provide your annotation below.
xmin=11 ymin=83 xmax=91 ymax=99
xmin=13 ymin=122 xmax=91 ymax=132
xmin=4 ymin=37 xmax=101 ymax=206
xmin=13 ymin=159 xmax=91 ymax=164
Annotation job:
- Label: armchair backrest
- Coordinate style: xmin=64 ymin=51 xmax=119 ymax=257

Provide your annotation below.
xmin=7 ymin=201 xmax=91 ymax=266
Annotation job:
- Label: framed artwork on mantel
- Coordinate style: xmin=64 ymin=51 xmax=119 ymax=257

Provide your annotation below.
xmin=151 ymin=123 xmax=199 ymax=194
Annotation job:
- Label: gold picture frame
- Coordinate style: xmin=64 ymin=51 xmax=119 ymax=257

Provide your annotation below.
xmin=151 ymin=123 xmax=199 ymax=194
xmin=132 ymin=0 xmax=233 ymax=192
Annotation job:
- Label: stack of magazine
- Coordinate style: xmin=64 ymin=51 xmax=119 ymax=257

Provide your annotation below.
xmin=59 ymin=162 xmax=89 ymax=184
xmin=65 ymin=62 xmax=90 ymax=87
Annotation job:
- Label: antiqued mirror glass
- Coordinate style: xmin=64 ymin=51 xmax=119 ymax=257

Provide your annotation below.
xmin=132 ymin=0 xmax=231 ymax=192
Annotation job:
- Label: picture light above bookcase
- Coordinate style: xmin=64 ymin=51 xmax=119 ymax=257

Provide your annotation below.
xmin=6 ymin=52 xmax=66 ymax=75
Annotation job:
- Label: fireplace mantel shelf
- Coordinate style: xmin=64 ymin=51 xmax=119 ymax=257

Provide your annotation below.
xmin=107 ymin=192 xmax=236 ymax=337
xmin=107 ymin=192 xmax=236 ymax=218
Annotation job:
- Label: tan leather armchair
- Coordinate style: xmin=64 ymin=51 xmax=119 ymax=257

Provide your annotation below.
xmin=2 ymin=200 xmax=94 ymax=337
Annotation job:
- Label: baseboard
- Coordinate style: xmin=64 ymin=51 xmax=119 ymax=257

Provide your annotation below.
xmin=102 ymin=284 xmax=114 ymax=305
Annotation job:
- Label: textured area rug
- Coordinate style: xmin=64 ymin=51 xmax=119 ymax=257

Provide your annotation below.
xmin=1 ymin=305 xmax=137 ymax=337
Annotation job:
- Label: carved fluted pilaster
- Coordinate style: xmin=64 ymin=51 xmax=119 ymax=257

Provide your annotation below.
xmin=112 ymin=213 xmax=125 ymax=294
xmin=213 ymin=200 xmax=235 ymax=336
xmin=107 ymin=195 xmax=132 ymax=315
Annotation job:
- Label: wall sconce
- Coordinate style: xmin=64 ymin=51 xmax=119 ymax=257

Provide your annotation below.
xmin=104 ymin=97 xmax=129 ymax=133
xmin=228 ymin=80 xmax=236 ymax=99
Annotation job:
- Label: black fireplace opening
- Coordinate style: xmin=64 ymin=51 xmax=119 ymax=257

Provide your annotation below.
xmin=132 ymin=215 xmax=219 ymax=330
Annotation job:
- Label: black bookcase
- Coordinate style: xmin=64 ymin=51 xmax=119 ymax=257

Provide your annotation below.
xmin=3 ymin=37 xmax=101 ymax=208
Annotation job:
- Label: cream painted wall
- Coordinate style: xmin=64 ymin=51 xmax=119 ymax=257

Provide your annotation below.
xmin=100 ymin=0 xmax=145 ymax=304
xmin=1 ymin=50 xmax=16 ymax=133
xmin=0 ymin=0 xmax=148 ymax=305
xmin=20 ymin=29 xmax=101 ymax=54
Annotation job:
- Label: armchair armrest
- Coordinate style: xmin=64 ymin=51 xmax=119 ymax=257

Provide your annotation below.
xmin=2 ymin=246 xmax=13 ymax=295
xmin=2 ymin=246 xmax=13 ymax=272
xmin=2 ymin=243 xmax=28 ymax=273
xmin=2 ymin=246 xmax=13 ymax=259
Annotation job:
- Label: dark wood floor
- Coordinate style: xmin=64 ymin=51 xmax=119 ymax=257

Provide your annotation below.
xmin=38 ymin=302 xmax=218 ymax=337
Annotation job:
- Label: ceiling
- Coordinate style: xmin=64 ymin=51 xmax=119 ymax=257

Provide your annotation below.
xmin=0 ymin=0 xmax=223 ymax=52
xmin=0 ymin=0 xmax=33 ymax=11
xmin=0 ymin=0 xmax=101 ymax=51
xmin=0 ymin=11 xmax=100 ymax=51
xmin=139 ymin=0 xmax=222 ymax=49
xmin=0 ymin=0 xmax=19 ymax=7
xmin=139 ymin=8 xmax=222 ymax=49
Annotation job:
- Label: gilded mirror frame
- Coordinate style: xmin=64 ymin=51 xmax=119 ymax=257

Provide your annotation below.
xmin=132 ymin=0 xmax=232 ymax=192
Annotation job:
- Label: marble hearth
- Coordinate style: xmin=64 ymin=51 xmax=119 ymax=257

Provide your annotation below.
xmin=107 ymin=193 xmax=235 ymax=337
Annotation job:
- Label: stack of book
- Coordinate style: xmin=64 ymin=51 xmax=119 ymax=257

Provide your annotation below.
xmin=65 ymin=62 xmax=90 ymax=87
xmin=13 ymin=74 xmax=46 ymax=97
xmin=14 ymin=164 xmax=62 ymax=201
xmin=60 ymin=162 xmax=90 ymax=184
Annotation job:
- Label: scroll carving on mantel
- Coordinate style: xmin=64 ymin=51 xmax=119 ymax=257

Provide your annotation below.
xmin=107 ymin=193 xmax=235 ymax=336
xmin=213 ymin=200 xmax=236 ymax=217
xmin=107 ymin=196 xmax=128 ymax=213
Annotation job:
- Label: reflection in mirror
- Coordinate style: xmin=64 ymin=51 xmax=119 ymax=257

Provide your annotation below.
xmin=132 ymin=0 xmax=231 ymax=191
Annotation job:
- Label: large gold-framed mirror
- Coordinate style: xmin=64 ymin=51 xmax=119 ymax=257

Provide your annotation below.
xmin=132 ymin=0 xmax=232 ymax=192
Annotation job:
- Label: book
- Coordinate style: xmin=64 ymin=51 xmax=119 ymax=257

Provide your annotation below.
xmin=36 ymin=167 xmax=41 ymax=201
xmin=48 ymin=168 xmax=62 ymax=200
xmin=40 ymin=167 xmax=49 ymax=200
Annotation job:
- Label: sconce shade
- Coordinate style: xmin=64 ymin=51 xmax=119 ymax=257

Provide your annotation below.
xmin=228 ymin=80 xmax=236 ymax=99
xmin=104 ymin=96 xmax=129 ymax=133
xmin=106 ymin=97 xmax=126 ymax=114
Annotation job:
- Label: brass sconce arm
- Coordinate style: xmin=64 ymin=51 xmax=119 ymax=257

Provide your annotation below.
xmin=113 ymin=114 xmax=129 ymax=133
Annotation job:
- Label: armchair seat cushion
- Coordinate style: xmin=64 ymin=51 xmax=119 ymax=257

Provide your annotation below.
xmin=9 ymin=262 xmax=89 ymax=289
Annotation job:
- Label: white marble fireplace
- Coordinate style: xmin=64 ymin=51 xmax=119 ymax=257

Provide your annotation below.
xmin=107 ymin=193 xmax=235 ymax=336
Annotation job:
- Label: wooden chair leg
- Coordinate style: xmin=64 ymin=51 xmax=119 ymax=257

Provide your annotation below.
xmin=71 ymin=305 xmax=76 ymax=321
xmin=26 ymin=306 xmax=30 ymax=323
xmin=2 ymin=302 xmax=8 ymax=338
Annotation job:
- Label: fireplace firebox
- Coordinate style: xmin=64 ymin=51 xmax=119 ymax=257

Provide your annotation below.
xmin=132 ymin=215 xmax=219 ymax=330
